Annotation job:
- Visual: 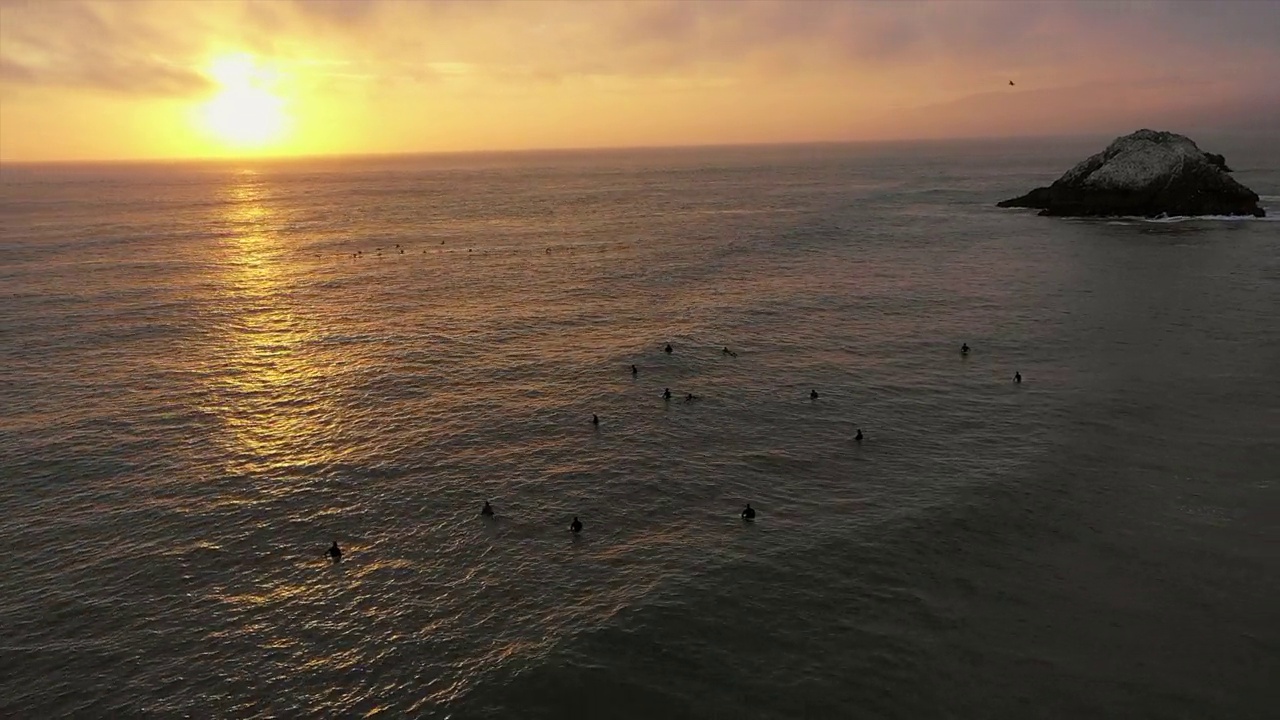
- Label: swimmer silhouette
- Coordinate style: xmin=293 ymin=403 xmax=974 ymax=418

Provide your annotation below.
xmin=961 ymin=343 xmax=970 ymax=355
xmin=663 ymin=388 xmax=672 ymax=400
xmin=570 ymin=517 xmax=583 ymax=533
xmin=481 ymin=501 xmax=494 ymax=517
xmin=685 ymin=393 xmax=698 ymax=402
xmin=592 ymin=414 xmax=600 ymax=426
xmin=326 ymin=541 xmax=342 ymax=563
xmin=810 ymin=389 xmax=819 ymax=400
xmin=664 ymin=343 xmax=673 ymax=354
xmin=855 ymin=428 xmax=864 ymax=442
xmin=631 ymin=364 xmax=638 ymax=376
xmin=741 ymin=504 xmax=756 ymax=520
xmin=1014 ymin=372 xmax=1022 ymax=384
xmin=722 ymin=347 xmax=738 ymax=357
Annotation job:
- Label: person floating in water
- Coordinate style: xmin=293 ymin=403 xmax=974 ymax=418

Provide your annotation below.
xmin=663 ymin=388 xmax=672 ymax=400
xmin=855 ymin=428 xmax=864 ymax=442
xmin=741 ymin=504 xmax=756 ymax=520
xmin=631 ymin=364 xmax=638 ymax=376
xmin=1014 ymin=372 xmax=1022 ymax=384
xmin=664 ymin=343 xmax=673 ymax=354
xmin=685 ymin=393 xmax=698 ymax=402
xmin=570 ymin=516 xmax=583 ymax=533
xmin=592 ymin=414 xmax=600 ymax=426
xmin=722 ymin=347 xmax=738 ymax=357
xmin=326 ymin=541 xmax=342 ymax=563
xmin=481 ymin=501 xmax=494 ymax=517
xmin=961 ymin=343 xmax=970 ymax=355
xmin=810 ymin=389 xmax=819 ymax=400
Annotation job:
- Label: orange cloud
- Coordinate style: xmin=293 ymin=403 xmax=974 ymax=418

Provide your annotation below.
xmin=1 ymin=0 xmax=1277 ymax=161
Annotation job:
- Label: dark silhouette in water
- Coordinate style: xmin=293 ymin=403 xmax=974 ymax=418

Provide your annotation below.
xmin=1014 ymin=372 xmax=1022 ymax=384
xmin=685 ymin=393 xmax=698 ymax=402
xmin=664 ymin=343 xmax=673 ymax=354
xmin=741 ymin=504 xmax=756 ymax=520
xmin=663 ymin=388 xmax=672 ymax=400
xmin=481 ymin=501 xmax=494 ymax=517
xmin=592 ymin=414 xmax=599 ymax=426
xmin=570 ymin=517 xmax=583 ymax=533
xmin=722 ymin=347 xmax=737 ymax=357
xmin=810 ymin=389 xmax=819 ymax=400
xmin=631 ymin=364 xmax=638 ymax=376
xmin=961 ymin=343 xmax=970 ymax=355
xmin=326 ymin=541 xmax=342 ymax=563
xmin=855 ymin=429 xmax=863 ymax=442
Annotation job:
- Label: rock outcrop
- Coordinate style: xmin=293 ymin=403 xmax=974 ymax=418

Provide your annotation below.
xmin=998 ymin=129 xmax=1264 ymax=217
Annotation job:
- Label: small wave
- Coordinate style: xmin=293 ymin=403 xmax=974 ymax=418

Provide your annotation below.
xmin=1138 ymin=214 xmax=1275 ymax=223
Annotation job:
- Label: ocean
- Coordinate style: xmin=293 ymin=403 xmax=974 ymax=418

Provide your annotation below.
xmin=1 ymin=138 xmax=1277 ymax=719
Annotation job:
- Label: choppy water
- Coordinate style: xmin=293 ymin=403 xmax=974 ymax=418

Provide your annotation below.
xmin=1 ymin=139 xmax=1278 ymax=719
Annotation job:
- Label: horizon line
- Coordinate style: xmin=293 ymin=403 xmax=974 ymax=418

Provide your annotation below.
xmin=3 ymin=129 xmax=1276 ymax=168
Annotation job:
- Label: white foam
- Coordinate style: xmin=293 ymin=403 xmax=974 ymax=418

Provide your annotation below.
xmin=1138 ymin=214 xmax=1275 ymax=223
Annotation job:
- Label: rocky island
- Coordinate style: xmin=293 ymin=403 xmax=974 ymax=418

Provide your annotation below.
xmin=998 ymin=129 xmax=1265 ymax=218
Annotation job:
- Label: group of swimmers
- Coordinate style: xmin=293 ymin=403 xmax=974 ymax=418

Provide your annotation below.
xmin=482 ymin=501 xmax=583 ymax=533
xmin=323 ymin=341 xmax=1017 ymax=561
xmin=325 ymin=498 xmax=756 ymax=561
xmin=624 ymin=342 xmax=861 ymax=437
xmin=962 ymin=343 xmax=1023 ymax=383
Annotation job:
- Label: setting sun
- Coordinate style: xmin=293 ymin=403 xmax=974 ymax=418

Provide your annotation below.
xmin=196 ymin=54 xmax=290 ymax=151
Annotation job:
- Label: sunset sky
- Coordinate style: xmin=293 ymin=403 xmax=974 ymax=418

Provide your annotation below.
xmin=2 ymin=0 xmax=1278 ymax=162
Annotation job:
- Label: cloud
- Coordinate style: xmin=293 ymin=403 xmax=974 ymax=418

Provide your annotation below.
xmin=0 ymin=0 xmax=213 ymax=96
xmin=4 ymin=0 xmax=1279 ymax=96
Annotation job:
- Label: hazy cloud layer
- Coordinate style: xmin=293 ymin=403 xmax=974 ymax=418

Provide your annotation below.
xmin=1 ymin=0 xmax=1277 ymax=159
xmin=4 ymin=0 xmax=1278 ymax=94
xmin=0 ymin=1 xmax=214 ymax=95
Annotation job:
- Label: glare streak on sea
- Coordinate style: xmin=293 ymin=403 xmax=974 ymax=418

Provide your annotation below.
xmin=1 ymin=139 xmax=1278 ymax=719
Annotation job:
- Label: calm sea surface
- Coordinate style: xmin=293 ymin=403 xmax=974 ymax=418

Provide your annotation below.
xmin=1 ymin=138 xmax=1278 ymax=719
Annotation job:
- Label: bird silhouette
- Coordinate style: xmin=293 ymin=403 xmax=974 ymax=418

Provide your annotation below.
xmin=1009 ymin=80 xmax=1015 ymax=86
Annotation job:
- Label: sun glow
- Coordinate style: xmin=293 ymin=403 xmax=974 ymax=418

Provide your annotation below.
xmin=197 ymin=54 xmax=290 ymax=151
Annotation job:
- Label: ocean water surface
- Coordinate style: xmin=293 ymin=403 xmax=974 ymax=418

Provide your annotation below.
xmin=1 ymin=138 xmax=1278 ymax=718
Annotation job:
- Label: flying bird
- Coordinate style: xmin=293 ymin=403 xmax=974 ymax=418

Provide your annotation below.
xmin=1009 ymin=80 xmax=1015 ymax=86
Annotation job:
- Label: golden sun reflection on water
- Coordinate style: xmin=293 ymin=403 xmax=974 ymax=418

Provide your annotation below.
xmin=207 ymin=174 xmax=343 ymax=480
